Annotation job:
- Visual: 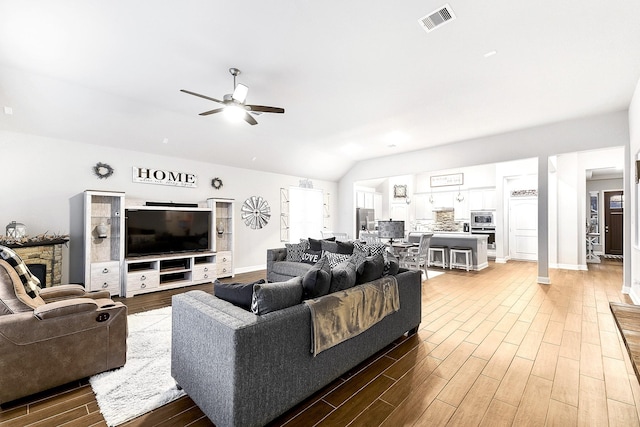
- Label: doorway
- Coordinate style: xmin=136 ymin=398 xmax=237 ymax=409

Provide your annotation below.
xmin=604 ymin=190 xmax=623 ymax=256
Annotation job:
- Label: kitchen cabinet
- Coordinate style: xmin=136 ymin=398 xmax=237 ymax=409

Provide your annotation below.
xmin=414 ymin=194 xmax=431 ymax=220
xmin=453 ymin=192 xmax=469 ymax=220
xmin=469 ymin=188 xmax=496 ymax=211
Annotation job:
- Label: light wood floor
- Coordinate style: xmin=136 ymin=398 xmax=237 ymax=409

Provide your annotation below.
xmin=1 ymin=259 xmax=636 ymax=427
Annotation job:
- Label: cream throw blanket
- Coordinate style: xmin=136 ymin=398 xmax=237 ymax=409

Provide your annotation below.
xmin=305 ymin=276 xmax=400 ymax=356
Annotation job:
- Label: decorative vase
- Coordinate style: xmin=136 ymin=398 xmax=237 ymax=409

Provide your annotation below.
xmin=216 ymin=220 xmax=224 ymax=236
xmin=96 ymin=223 xmax=109 ymax=239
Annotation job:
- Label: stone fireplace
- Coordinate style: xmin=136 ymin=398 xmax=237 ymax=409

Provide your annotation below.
xmin=7 ymin=239 xmax=68 ymax=287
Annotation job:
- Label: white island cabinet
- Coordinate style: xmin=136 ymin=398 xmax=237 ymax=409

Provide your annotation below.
xmin=430 ymin=233 xmax=489 ymax=271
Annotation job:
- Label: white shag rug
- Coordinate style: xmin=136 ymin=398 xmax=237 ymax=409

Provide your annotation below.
xmin=90 ymin=306 xmax=185 ymax=426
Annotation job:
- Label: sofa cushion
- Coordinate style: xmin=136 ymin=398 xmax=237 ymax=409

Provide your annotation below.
xmin=302 ymin=256 xmax=331 ymax=300
xmin=251 ymin=277 xmax=304 ymax=315
xmin=356 ymin=253 xmax=385 ymax=284
xmin=308 ymin=237 xmax=335 ymax=251
xmin=271 ymin=261 xmax=312 ymax=278
xmin=300 ymin=249 xmax=322 ymax=265
xmin=329 ymin=256 xmax=357 ymax=293
xmin=285 ymin=242 xmax=307 ymax=262
xmin=214 ymin=279 xmax=266 ymax=310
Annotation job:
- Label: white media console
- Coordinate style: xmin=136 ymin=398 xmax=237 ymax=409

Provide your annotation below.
xmin=83 ymin=190 xmax=234 ymax=297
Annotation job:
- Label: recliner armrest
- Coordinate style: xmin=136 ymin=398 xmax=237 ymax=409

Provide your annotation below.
xmin=33 ymin=299 xmax=99 ymax=320
xmin=39 ymin=285 xmax=111 ymax=301
xmin=38 ymin=284 xmax=87 ymax=301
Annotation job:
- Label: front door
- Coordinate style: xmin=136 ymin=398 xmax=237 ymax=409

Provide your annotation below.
xmin=509 ymin=197 xmax=538 ymax=261
xmin=604 ymin=191 xmax=623 ymax=255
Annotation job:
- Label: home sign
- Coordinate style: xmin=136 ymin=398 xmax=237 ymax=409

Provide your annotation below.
xmin=132 ymin=167 xmax=198 ymax=188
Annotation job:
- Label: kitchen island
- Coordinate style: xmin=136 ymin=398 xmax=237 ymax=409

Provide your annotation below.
xmin=431 ymin=233 xmax=489 ymax=271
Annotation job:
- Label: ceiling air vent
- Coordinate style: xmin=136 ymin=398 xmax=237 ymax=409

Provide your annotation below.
xmin=418 ymin=4 xmax=456 ymax=33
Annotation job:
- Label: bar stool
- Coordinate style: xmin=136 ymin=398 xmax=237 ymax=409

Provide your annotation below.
xmin=428 ymin=245 xmax=448 ymax=268
xmin=449 ymin=246 xmax=472 ymax=272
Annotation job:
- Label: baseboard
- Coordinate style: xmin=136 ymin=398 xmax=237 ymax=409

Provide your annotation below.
xmin=550 ymin=263 xmax=584 ymax=271
xmin=475 ymin=261 xmax=489 ymax=271
xmin=234 ymin=264 xmax=266 ymax=274
xmin=630 ymin=287 xmax=640 ymax=305
xmin=495 ymin=257 xmax=508 ymax=264
xmin=537 ymin=276 xmax=551 ymax=285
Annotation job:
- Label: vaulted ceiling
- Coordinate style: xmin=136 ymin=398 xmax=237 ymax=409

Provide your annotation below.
xmin=1 ymin=1 xmax=639 ymax=181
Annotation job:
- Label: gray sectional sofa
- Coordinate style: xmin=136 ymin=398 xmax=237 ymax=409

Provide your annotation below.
xmin=171 ymin=268 xmax=422 ymax=427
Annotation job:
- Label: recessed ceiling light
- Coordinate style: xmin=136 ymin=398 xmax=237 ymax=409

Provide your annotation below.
xmin=483 ymin=50 xmax=497 ymax=58
xmin=251 ymin=157 xmax=257 ymax=162
xmin=162 ymin=138 xmax=169 ymax=144
xmin=3 ymin=106 xmax=13 ymax=115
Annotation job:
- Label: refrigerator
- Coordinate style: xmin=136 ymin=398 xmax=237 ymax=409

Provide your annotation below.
xmin=355 ymin=208 xmax=375 ymax=239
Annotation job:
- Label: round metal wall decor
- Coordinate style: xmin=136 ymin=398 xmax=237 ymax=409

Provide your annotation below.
xmin=241 ymin=196 xmax=271 ymax=229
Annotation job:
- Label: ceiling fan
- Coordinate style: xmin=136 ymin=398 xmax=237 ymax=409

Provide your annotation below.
xmin=181 ymin=68 xmax=285 ymax=125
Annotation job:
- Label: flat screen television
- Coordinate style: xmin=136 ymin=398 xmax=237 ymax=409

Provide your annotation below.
xmin=125 ymin=209 xmax=211 ymax=257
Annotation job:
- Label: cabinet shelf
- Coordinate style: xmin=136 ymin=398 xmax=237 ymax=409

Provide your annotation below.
xmin=84 ymin=191 xmax=125 ymax=296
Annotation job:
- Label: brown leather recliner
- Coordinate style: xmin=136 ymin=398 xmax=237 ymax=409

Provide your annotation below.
xmin=0 ymin=259 xmax=127 ymax=405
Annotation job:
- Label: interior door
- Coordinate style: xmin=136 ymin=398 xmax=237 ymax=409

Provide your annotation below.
xmin=604 ymin=190 xmax=623 ymax=255
xmin=509 ymin=197 xmax=538 ymax=261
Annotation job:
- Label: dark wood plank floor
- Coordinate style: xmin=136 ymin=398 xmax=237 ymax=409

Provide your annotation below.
xmin=1 ymin=259 xmax=636 ymax=426
xmin=610 ymin=302 xmax=640 ymax=385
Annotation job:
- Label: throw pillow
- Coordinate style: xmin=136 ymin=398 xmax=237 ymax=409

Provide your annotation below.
xmin=300 ymin=249 xmax=322 ymax=265
xmin=251 ymin=276 xmax=304 ymax=315
xmin=308 ymin=237 xmax=335 ymax=251
xmin=302 ymin=256 xmax=331 ymax=299
xmin=285 ymin=242 xmax=306 ymax=262
xmin=351 ymin=243 xmax=368 ymax=268
xmin=0 ymin=245 xmax=43 ymax=304
xmin=367 ymin=243 xmax=387 ymax=257
xmin=351 ymin=241 xmax=385 ymax=257
xmin=214 ymin=279 xmax=265 ymax=310
xmin=329 ymin=256 xmax=357 ymax=293
xmin=320 ymin=240 xmax=339 ymax=253
xmin=356 ymin=253 xmax=385 ymax=284
xmin=336 ymin=240 xmax=354 ymax=255
xmin=324 ymin=251 xmax=351 ymax=268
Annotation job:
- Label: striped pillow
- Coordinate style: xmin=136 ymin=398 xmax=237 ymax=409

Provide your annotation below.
xmin=0 ymin=246 xmax=41 ymax=298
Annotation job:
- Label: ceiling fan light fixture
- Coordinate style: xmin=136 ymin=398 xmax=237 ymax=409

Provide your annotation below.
xmin=232 ymin=83 xmax=249 ymax=103
xmin=224 ymin=104 xmax=246 ymax=122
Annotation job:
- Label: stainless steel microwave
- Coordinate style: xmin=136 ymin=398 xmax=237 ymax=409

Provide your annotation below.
xmin=470 ymin=211 xmax=495 ymax=228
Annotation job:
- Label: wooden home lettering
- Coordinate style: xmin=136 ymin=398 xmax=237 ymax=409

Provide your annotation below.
xmin=132 ymin=167 xmax=198 ymax=188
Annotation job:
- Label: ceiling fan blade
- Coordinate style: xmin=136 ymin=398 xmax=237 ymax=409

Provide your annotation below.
xmin=243 ymin=112 xmax=258 ymax=125
xmin=199 ymin=108 xmax=225 ymax=116
xmin=232 ymin=83 xmax=248 ymax=103
xmin=180 ymin=89 xmax=222 ymax=104
xmin=246 ymin=105 xmax=285 ymax=114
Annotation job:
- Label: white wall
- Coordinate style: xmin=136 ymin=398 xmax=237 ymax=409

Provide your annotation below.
xmin=0 ymin=130 xmax=338 ymax=283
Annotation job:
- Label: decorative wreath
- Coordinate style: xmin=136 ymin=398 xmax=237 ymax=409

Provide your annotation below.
xmin=211 ymin=177 xmax=223 ymax=189
xmin=93 ymin=162 xmax=114 ymax=179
